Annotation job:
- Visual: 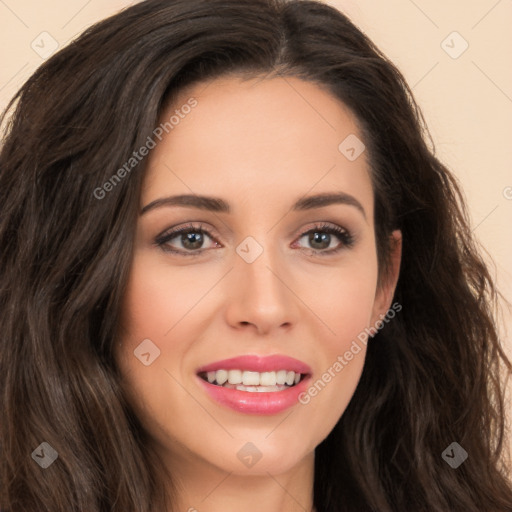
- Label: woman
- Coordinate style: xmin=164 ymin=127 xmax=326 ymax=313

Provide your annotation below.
xmin=1 ymin=0 xmax=511 ymax=510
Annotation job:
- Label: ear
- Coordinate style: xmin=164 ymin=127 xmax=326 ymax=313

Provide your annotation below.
xmin=370 ymin=229 xmax=402 ymax=323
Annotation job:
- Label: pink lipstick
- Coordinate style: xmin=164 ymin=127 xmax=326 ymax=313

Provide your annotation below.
xmin=196 ymin=354 xmax=312 ymax=415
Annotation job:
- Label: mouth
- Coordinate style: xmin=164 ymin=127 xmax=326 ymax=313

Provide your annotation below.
xmin=195 ymin=354 xmax=312 ymax=414
xmin=197 ymin=369 xmax=307 ymax=392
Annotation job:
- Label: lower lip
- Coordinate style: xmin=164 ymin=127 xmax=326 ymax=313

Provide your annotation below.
xmin=197 ymin=375 xmax=311 ymax=415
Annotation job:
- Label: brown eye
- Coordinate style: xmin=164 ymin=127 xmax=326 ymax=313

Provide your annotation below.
xmin=155 ymin=224 xmax=221 ymax=255
xmin=294 ymin=223 xmax=354 ymax=255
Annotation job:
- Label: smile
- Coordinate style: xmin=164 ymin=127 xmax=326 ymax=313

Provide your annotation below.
xmin=196 ymin=354 xmax=312 ymax=414
xmin=198 ymin=369 xmax=305 ymax=392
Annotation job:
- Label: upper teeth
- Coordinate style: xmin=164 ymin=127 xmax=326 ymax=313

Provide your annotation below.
xmin=206 ymin=369 xmax=301 ymax=386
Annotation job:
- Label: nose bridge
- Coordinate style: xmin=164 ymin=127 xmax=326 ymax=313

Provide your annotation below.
xmin=225 ymin=234 xmax=298 ymax=333
xmin=237 ymin=236 xmax=287 ymax=304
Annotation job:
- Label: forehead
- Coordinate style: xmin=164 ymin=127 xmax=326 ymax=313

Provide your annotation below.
xmin=142 ymin=75 xmax=373 ymax=218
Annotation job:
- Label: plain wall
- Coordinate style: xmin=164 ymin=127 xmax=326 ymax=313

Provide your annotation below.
xmin=1 ymin=0 xmax=511 ymax=448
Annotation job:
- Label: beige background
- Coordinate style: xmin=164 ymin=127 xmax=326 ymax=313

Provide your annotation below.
xmin=1 ymin=0 xmax=511 ymax=430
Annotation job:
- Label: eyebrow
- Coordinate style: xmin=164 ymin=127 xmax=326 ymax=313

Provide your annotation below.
xmin=140 ymin=191 xmax=366 ymax=218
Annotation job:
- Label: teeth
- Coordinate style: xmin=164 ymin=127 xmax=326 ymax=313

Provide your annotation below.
xmin=260 ymin=371 xmax=276 ymax=386
xmin=222 ymin=383 xmax=290 ymax=392
xmin=227 ymin=369 xmax=242 ymax=385
xmin=203 ymin=369 xmax=304 ymax=389
xmin=215 ymin=369 xmax=228 ymax=385
xmin=242 ymin=371 xmax=260 ymax=386
xmin=276 ymin=369 xmax=287 ymax=385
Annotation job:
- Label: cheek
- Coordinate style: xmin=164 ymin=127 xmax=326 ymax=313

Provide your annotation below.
xmin=293 ymin=256 xmax=378 ymax=437
xmin=302 ymin=252 xmax=379 ymax=350
xmin=114 ymin=254 xmax=193 ymax=404
xmin=119 ymin=251 xmax=224 ymax=344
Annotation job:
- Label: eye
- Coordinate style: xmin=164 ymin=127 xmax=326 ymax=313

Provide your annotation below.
xmin=293 ymin=223 xmax=354 ymax=255
xmin=155 ymin=221 xmax=355 ymax=257
xmin=155 ymin=223 xmax=220 ymax=255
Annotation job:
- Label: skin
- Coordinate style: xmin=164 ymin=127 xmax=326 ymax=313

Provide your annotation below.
xmin=115 ymin=75 xmax=401 ymax=512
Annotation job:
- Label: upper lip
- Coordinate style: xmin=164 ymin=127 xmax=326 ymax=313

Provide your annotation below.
xmin=196 ymin=354 xmax=312 ymax=374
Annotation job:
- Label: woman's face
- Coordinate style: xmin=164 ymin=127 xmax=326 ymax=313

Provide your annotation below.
xmin=116 ymin=75 xmax=400 ymax=480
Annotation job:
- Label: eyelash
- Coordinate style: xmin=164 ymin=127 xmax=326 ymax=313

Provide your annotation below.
xmin=154 ymin=222 xmax=355 ymax=257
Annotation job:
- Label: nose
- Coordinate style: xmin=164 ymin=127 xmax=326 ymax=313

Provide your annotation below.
xmin=224 ymin=245 xmax=300 ymax=335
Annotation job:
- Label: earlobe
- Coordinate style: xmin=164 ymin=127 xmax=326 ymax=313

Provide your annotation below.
xmin=372 ymin=229 xmax=402 ymax=321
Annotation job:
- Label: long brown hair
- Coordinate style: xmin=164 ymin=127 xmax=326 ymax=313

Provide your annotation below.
xmin=1 ymin=0 xmax=511 ymax=510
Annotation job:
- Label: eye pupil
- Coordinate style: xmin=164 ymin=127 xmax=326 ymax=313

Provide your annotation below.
xmin=183 ymin=231 xmax=203 ymax=249
xmin=309 ymin=232 xmax=330 ymax=249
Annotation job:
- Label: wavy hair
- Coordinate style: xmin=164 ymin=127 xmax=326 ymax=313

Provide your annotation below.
xmin=1 ymin=0 xmax=511 ymax=510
